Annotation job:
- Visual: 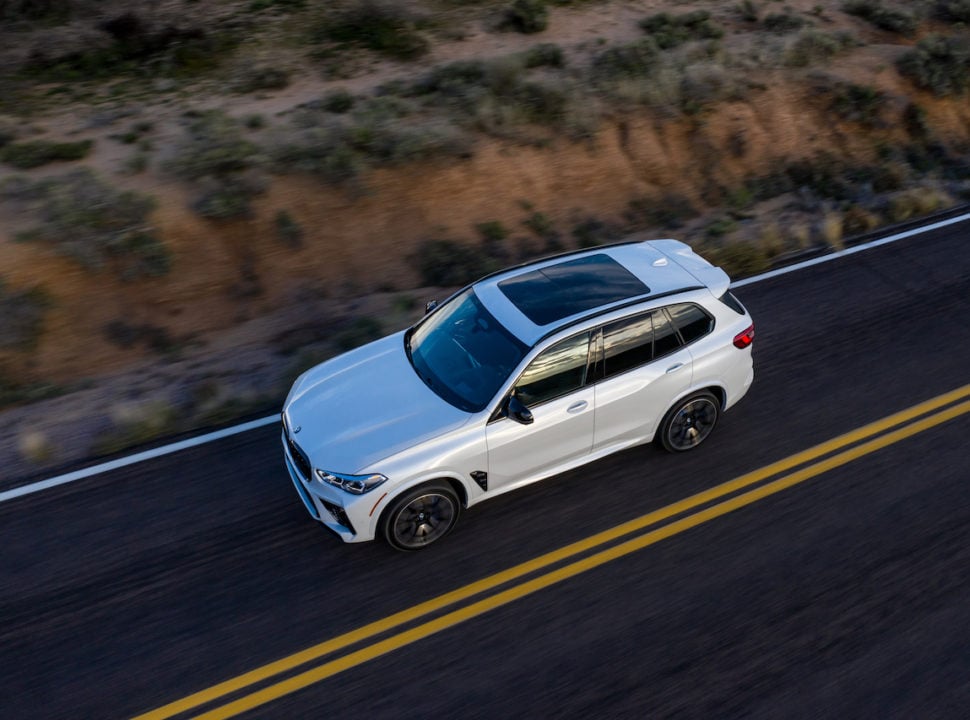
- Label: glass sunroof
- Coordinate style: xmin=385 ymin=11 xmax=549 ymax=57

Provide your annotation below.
xmin=497 ymin=254 xmax=649 ymax=326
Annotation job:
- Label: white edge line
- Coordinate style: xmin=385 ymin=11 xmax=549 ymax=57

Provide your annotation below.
xmin=5 ymin=211 xmax=970 ymax=505
xmin=0 ymin=415 xmax=279 ymax=503
xmin=731 ymin=212 xmax=970 ymax=288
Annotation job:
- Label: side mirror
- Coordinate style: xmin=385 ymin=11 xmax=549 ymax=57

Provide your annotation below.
xmin=425 ymin=300 xmax=438 ymax=314
xmin=507 ymin=395 xmax=534 ymax=425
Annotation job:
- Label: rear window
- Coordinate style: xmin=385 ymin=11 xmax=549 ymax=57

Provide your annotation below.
xmin=667 ymin=303 xmax=714 ymax=344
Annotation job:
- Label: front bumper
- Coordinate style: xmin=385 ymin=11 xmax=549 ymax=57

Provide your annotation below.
xmin=281 ymin=430 xmax=378 ymax=543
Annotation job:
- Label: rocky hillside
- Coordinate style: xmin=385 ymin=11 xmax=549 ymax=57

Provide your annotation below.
xmin=1 ymin=0 xmax=969 ymax=474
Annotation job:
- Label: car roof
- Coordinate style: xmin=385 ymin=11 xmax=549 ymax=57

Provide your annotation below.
xmin=474 ymin=238 xmax=729 ymax=346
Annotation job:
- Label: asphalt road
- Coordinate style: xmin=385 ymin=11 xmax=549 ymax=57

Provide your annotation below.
xmin=2 ymin=217 xmax=969 ymax=719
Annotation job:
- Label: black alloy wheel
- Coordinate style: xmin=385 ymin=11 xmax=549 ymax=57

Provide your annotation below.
xmin=381 ymin=481 xmax=461 ymax=551
xmin=658 ymin=391 xmax=720 ymax=452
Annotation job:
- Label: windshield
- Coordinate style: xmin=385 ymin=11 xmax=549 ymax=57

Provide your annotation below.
xmin=407 ymin=289 xmax=527 ymax=412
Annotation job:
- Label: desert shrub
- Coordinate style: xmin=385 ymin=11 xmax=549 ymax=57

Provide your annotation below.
xmin=763 ymin=11 xmax=808 ymax=33
xmin=625 ymin=193 xmax=697 ymax=228
xmin=705 ymin=217 xmax=739 ymax=238
xmin=410 ymin=239 xmax=493 ymax=286
xmin=124 ymin=152 xmax=149 ymax=174
xmin=897 ymin=34 xmax=970 ymax=96
xmin=275 ymin=210 xmax=303 ymax=247
xmin=475 ymin=221 xmax=510 ymax=260
xmin=902 ymin=102 xmax=930 ymax=139
xmin=233 ymin=66 xmax=290 ymax=93
xmin=355 ymin=117 xmax=472 ymax=165
xmin=522 ymin=210 xmax=562 ymax=250
xmin=410 ymin=59 xmax=489 ymax=96
xmin=335 ymin=317 xmax=384 ymax=351
xmin=0 ymin=280 xmax=49 ymax=351
xmin=591 ymin=38 xmax=660 ymax=79
xmin=830 ymin=83 xmax=886 ymax=124
xmin=274 ymin=114 xmax=471 ymax=185
xmin=572 ymin=218 xmax=619 ymax=248
xmin=704 ymin=241 xmax=772 ymax=277
xmin=0 ymin=0 xmax=73 ymax=22
xmin=0 ymin=376 xmax=64 ymax=411
xmin=842 ymin=0 xmax=917 ymax=35
xmin=191 ymin=174 xmax=266 ymax=219
xmin=6 ymin=169 xmax=170 ymax=280
xmin=0 ymin=139 xmax=92 ymax=169
xmin=784 ymin=28 xmax=856 ymax=66
xmin=168 ymin=111 xmax=264 ymax=217
xmin=248 ymin=0 xmax=306 ymax=11
xmin=886 ymin=186 xmax=951 ymax=221
xmin=785 ymin=153 xmax=906 ymax=200
xmin=786 ymin=153 xmax=858 ymax=199
xmin=322 ymin=89 xmax=355 ymax=113
xmin=316 ymin=1 xmax=429 ymax=60
xmin=843 ymin=204 xmax=881 ymax=233
xmin=679 ymin=63 xmax=744 ymax=114
xmin=638 ymin=11 xmax=723 ymax=49
xmin=736 ymin=0 xmax=759 ymax=22
xmin=500 ymin=0 xmax=548 ymax=34
xmin=95 ymin=399 xmax=180 ymax=456
xmin=103 ymin=320 xmax=178 ymax=353
xmin=936 ymin=0 xmax=970 ymax=22
xmin=273 ymin=126 xmax=363 ymax=183
xmin=405 ymin=57 xmax=595 ymax=138
xmin=23 ymin=12 xmax=240 ymax=80
xmin=168 ymin=111 xmax=259 ymax=179
xmin=523 ymin=43 xmax=564 ymax=68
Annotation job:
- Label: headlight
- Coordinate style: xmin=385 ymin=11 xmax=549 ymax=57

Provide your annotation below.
xmin=314 ymin=469 xmax=388 ymax=495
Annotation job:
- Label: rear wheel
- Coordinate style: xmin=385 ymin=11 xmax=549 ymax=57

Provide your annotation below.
xmin=657 ymin=391 xmax=720 ymax=452
xmin=381 ymin=481 xmax=461 ymax=551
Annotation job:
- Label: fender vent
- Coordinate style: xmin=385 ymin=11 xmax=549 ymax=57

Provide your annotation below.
xmin=470 ymin=471 xmax=487 ymax=491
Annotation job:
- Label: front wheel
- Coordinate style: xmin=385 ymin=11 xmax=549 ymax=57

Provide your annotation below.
xmin=657 ymin=391 xmax=720 ymax=453
xmin=380 ymin=481 xmax=461 ymax=551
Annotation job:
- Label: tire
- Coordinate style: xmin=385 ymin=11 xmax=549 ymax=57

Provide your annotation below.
xmin=657 ymin=391 xmax=720 ymax=453
xmin=380 ymin=481 xmax=461 ymax=551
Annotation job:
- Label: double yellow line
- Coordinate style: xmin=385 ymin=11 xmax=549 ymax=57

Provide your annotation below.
xmin=137 ymin=384 xmax=970 ymax=720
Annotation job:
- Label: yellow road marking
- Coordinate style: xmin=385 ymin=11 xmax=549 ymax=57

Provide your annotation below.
xmin=189 ymin=398 xmax=970 ymax=720
xmin=134 ymin=385 xmax=970 ymax=720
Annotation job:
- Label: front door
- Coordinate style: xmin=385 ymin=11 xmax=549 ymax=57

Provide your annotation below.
xmin=486 ymin=332 xmax=594 ymax=494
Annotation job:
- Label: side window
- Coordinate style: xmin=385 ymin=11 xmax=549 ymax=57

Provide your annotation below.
xmin=514 ymin=332 xmax=591 ymax=407
xmin=602 ymin=312 xmax=654 ymax=379
xmin=653 ymin=309 xmax=682 ymax=358
xmin=667 ymin=303 xmax=714 ymax=344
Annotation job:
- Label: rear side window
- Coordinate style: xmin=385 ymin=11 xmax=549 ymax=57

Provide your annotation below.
xmin=667 ymin=303 xmax=714 ymax=344
xmin=601 ymin=309 xmax=684 ymax=379
xmin=602 ymin=313 xmax=654 ymax=378
xmin=653 ymin=310 xmax=681 ymax=357
xmin=718 ymin=290 xmax=746 ymax=315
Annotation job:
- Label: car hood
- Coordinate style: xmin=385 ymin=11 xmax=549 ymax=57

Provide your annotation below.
xmin=283 ymin=331 xmax=470 ymax=473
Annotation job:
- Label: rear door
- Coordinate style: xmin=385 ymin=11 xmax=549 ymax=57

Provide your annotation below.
xmin=592 ymin=309 xmax=693 ymax=450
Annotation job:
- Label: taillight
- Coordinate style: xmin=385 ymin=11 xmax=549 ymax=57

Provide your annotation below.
xmin=733 ymin=324 xmax=754 ymax=349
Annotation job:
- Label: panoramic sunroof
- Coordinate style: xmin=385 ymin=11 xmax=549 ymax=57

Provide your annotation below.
xmin=497 ymin=254 xmax=649 ymax=326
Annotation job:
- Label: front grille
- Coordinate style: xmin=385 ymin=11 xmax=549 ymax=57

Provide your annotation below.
xmin=283 ymin=423 xmax=312 ymax=480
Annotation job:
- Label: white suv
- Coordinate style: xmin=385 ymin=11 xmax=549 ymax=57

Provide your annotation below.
xmin=282 ymin=239 xmax=754 ymax=550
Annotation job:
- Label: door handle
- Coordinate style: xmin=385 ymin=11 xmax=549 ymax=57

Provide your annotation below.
xmin=666 ymin=362 xmax=684 ymax=374
xmin=567 ymin=400 xmax=588 ymax=413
